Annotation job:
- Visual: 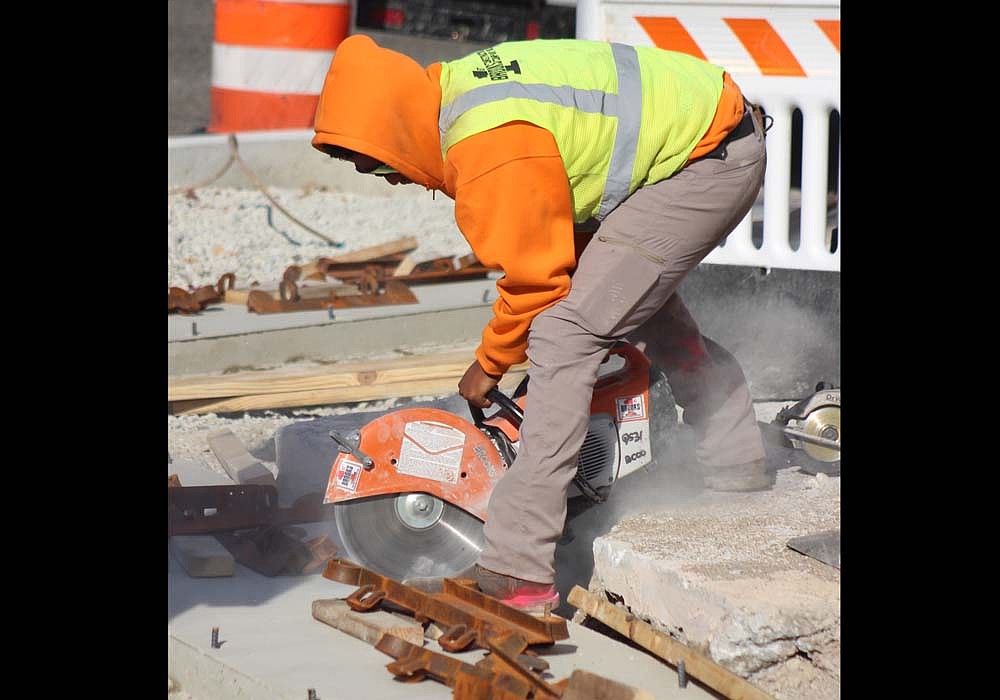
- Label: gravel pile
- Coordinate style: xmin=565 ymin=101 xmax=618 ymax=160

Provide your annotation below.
xmin=168 ymin=185 xmax=475 ymax=471
xmin=167 ymin=185 xmax=472 ymax=289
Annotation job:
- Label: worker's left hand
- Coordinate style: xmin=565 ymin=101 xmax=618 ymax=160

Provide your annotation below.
xmin=459 ymin=360 xmax=501 ymax=408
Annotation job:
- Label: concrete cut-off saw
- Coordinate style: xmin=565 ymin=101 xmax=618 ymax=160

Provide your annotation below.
xmin=321 ymin=342 xmax=677 ymax=582
xmin=321 ymin=341 xmax=842 ymax=582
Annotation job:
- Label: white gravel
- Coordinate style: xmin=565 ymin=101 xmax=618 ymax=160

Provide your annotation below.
xmin=167 ymin=185 xmax=471 ymax=289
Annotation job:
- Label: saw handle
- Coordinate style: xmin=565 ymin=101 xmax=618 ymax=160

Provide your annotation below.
xmin=469 ymin=388 xmax=524 ymax=428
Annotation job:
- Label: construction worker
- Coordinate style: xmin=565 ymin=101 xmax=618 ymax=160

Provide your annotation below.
xmin=312 ymin=35 xmax=772 ymax=612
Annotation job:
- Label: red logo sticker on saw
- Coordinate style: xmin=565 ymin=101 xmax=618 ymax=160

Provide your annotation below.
xmin=616 ymin=394 xmax=646 ymax=421
xmin=326 ymin=454 xmax=363 ymax=501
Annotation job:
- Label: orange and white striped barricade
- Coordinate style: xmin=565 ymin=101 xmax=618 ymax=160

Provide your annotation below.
xmin=209 ymin=0 xmax=351 ymax=133
xmin=577 ymin=0 xmax=840 ymax=272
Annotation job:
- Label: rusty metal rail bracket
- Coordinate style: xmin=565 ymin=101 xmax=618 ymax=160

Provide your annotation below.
xmin=168 ymin=484 xmax=278 ymax=535
xmin=169 ymin=273 xmax=236 ymax=315
xmin=376 ymin=633 xmax=556 ymax=699
xmin=168 ymin=486 xmax=329 ymax=536
xmin=376 ymin=634 xmax=499 ymax=691
xmin=247 ymin=278 xmax=418 ymax=314
xmin=322 ymin=558 xmax=568 ymax=651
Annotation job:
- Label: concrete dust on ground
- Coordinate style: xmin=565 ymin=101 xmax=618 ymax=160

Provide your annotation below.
xmin=167 ymin=336 xmax=840 ymax=700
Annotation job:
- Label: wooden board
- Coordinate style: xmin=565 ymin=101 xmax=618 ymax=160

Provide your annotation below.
xmin=224 ymin=282 xmax=360 ymax=306
xmin=311 ymin=598 xmax=424 ymax=646
xmin=322 ymin=236 xmax=418 ymax=264
xmin=567 ymin=586 xmax=777 ymax=700
xmin=169 ymin=369 xmax=528 ymax=415
xmin=168 ymin=350 xmax=526 ymax=402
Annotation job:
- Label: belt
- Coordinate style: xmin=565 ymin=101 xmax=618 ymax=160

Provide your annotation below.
xmin=690 ymin=102 xmax=756 ymax=163
xmin=724 ymin=105 xmax=756 ymax=143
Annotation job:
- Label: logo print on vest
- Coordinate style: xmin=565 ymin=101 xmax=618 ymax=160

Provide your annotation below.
xmin=472 ymin=48 xmax=521 ymax=81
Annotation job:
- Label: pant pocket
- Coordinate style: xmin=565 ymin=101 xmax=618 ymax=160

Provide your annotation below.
xmin=562 ymin=238 xmax=668 ymax=338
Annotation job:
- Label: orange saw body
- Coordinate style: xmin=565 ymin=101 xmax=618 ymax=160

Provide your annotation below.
xmin=323 ymin=342 xmax=672 ymax=580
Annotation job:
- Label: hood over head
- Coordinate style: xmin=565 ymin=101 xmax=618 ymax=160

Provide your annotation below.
xmin=312 ymin=35 xmax=445 ymax=190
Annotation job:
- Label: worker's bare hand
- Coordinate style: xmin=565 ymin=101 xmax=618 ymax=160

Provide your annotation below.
xmin=459 ymin=361 xmax=501 ymax=408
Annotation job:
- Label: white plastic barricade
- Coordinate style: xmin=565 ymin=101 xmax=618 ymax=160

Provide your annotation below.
xmin=577 ymin=0 xmax=840 ymax=271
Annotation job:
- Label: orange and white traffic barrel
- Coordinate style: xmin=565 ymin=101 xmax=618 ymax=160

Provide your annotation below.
xmin=208 ymin=0 xmax=351 ymax=133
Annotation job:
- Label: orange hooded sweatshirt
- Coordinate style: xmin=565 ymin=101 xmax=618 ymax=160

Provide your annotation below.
xmin=313 ymin=35 xmax=742 ymax=377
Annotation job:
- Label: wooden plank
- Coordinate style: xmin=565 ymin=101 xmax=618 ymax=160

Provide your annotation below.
xmin=206 ymin=428 xmax=276 ymax=486
xmin=567 ymin=586 xmax=777 ymax=700
xmin=169 ymin=370 xmax=528 ymax=415
xmin=224 ymin=282 xmax=360 ymax=306
xmin=168 ymin=350 xmax=525 ymax=402
xmin=562 ymin=670 xmax=654 ymax=700
xmin=392 ymin=254 xmax=418 ymax=276
xmin=323 ymin=236 xmax=418 ymax=263
xmin=169 ymin=536 xmax=236 ymax=578
xmin=311 ymin=598 xmax=425 ymax=646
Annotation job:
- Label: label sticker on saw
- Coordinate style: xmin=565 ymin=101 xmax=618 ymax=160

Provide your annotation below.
xmin=616 ymin=394 xmax=646 ymax=421
xmin=397 ymin=421 xmax=466 ymax=484
xmin=618 ymin=418 xmax=652 ymax=470
xmin=325 ymin=454 xmax=363 ymax=502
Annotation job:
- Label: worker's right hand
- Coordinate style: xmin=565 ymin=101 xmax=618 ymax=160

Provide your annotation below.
xmin=458 ymin=360 xmax=501 ymax=409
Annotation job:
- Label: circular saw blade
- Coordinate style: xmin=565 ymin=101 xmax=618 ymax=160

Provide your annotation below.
xmin=334 ymin=493 xmax=484 ymax=581
xmin=801 ymin=405 xmax=841 ymax=462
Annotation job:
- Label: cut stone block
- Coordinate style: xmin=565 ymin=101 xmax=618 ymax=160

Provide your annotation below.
xmin=169 ymin=536 xmax=235 ymax=577
xmin=207 ymin=428 xmax=276 ymax=486
xmin=311 ymin=598 xmax=425 ymax=646
xmin=589 ymin=469 xmax=840 ymax=700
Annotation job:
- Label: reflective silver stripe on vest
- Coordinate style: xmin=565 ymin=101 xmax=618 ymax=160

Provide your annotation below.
xmin=439 ymin=43 xmax=642 ymax=219
xmin=598 ymin=43 xmax=641 ymax=219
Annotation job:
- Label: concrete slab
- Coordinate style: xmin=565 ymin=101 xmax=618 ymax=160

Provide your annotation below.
xmin=168 ymin=536 xmax=723 ymax=700
xmin=167 ymin=277 xmax=500 ymax=343
xmin=588 ymin=468 xmax=841 ymax=700
xmin=168 ymin=278 xmax=499 ymax=375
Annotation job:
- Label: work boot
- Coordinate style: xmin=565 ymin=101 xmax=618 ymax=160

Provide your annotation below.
xmin=701 ymin=458 xmax=775 ymax=492
xmin=404 ymin=564 xmax=560 ymax=615
xmin=472 ymin=565 xmax=560 ymax=614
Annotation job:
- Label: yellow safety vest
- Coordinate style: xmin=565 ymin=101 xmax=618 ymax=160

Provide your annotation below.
xmin=439 ymin=40 xmax=724 ymax=223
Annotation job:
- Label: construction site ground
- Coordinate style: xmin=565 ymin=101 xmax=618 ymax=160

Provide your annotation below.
xmin=168 ymin=426 xmax=840 ymax=700
xmin=169 ymin=547 xmax=720 ymax=700
xmin=169 ymin=368 xmax=839 ymax=700
xmin=168 ymin=131 xmax=840 ymax=699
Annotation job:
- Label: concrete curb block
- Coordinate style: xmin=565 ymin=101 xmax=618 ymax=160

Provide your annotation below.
xmin=168 ymin=635 xmax=292 ymax=700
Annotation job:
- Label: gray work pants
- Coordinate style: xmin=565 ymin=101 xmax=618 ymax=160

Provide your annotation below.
xmin=479 ymin=112 xmax=768 ymax=584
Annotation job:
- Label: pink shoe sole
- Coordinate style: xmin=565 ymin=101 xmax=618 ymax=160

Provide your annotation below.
xmin=500 ymin=589 xmax=560 ymax=615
